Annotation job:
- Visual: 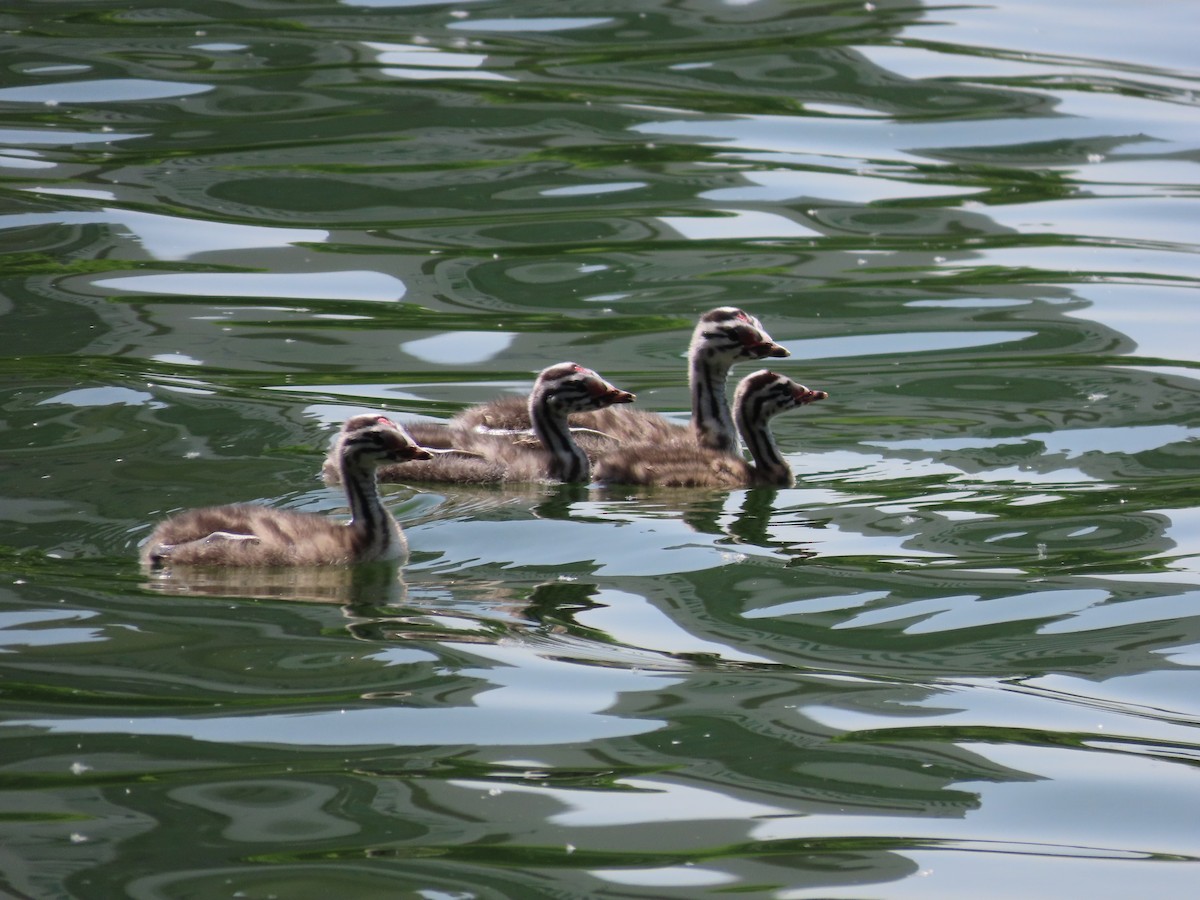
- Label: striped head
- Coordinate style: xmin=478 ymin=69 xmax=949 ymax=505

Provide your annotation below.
xmin=338 ymin=413 xmax=400 ymax=434
xmin=732 ymin=371 xmax=825 ymax=486
xmin=735 ymin=370 xmax=827 ymax=422
xmin=337 ymin=420 xmax=434 ymax=466
xmin=535 ymin=362 xmax=636 ymax=415
xmin=693 ymin=307 xmax=790 ymax=362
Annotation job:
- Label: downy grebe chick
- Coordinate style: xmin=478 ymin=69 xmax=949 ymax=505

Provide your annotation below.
xmin=593 ymin=370 xmax=827 ymax=488
xmin=142 ymin=419 xmax=432 ymax=568
xmin=331 ymin=362 xmax=635 ymax=485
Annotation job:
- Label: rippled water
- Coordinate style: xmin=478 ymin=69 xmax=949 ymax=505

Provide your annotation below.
xmin=3 ymin=1 xmax=1199 ymax=897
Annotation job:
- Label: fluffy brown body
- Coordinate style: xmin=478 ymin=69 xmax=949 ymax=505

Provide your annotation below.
xmin=142 ymin=504 xmax=390 ymax=567
xmin=142 ymin=419 xmax=430 ymax=568
xmin=438 ymin=307 xmax=789 ymax=456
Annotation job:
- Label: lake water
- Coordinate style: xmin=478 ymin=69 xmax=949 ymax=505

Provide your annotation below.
xmin=3 ymin=0 xmax=1199 ymax=897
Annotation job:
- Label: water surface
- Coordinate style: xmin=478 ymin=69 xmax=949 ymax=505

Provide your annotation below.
xmin=2 ymin=0 xmax=1199 ymax=897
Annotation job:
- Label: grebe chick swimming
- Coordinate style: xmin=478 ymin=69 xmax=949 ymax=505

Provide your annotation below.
xmin=452 ymin=307 xmax=788 ymax=455
xmin=142 ymin=419 xmax=432 ymax=568
xmin=593 ymin=371 xmax=827 ymax=488
xmin=329 ymin=363 xmax=635 ymax=486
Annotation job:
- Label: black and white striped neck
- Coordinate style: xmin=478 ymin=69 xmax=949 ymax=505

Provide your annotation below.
xmin=733 ymin=371 xmax=827 ymax=487
xmin=687 ymin=307 xmax=780 ymax=453
xmin=689 ymin=343 xmax=739 ymax=454
xmin=523 ymin=362 xmax=633 ymax=483
xmin=337 ymin=432 xmax=403 ymax=560
xmin=530 ymin=374 xmax=595 ymax=487
xmin=529 ymin=387 xmax=591 ymax=482
xmin=738 ymin=409 xmax=791 ymax=486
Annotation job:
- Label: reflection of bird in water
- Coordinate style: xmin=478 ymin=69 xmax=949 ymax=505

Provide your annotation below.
xmin=594 ymin=371 xmax=827 ymax=488
xmin=450 ymin=307 xmax=789 ymax=456
xmin=327 ymin=362 xmax=635 ymax=485
xmin=143 ymin=559 xmax=409 ymax=606
xmin=141 ymin=418 xmax=432 ymax=568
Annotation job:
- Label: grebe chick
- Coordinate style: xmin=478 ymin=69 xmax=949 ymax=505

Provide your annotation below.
xmin=593 ymin=370 xmax=827 ymax=488
xmin=350 ymin=362 xmax=634 ymax=485
xmin=319 ymin=413 xmax=466 ymax=483
xmin=142 ymin=419 xmax=432 ymax=568
xmin=453 ymin=307 xmax=788 ymax=455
